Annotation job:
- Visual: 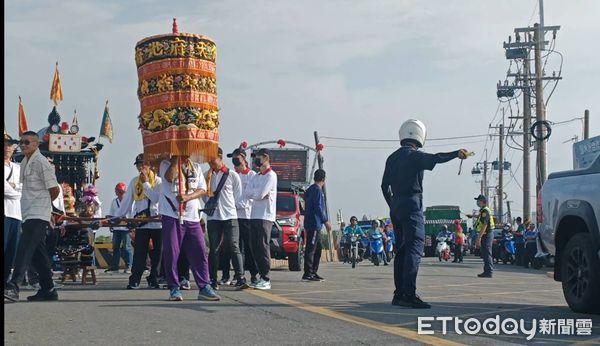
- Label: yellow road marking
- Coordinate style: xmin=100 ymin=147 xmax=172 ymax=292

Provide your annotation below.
xmin=278 ymin=286 xmax=387 ymax=296
xmin=425 ymin=288 xmax=561 ymax=300
xmin=249 ymin=289 xmax=464 ymax=346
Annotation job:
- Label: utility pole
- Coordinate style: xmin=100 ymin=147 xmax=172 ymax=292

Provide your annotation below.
xmin=506 ymin=200 xmax=513 ymax=224
xmin=483 ymin=160 xmax=488 ymax=202
xmin=584 ymin=109 xmax=590 ymax=140
xmin=534 ymin=23 xmax=547 ymax=186
xmin=314 ymin=131 xmax=334 ymax=262
xmin=522 ymin=54 xmax=532 ymax=221
xmin=498 ymin=123 xmax=504 ymax=222
xmin=504 ymin=0 xmax=560 ymax=225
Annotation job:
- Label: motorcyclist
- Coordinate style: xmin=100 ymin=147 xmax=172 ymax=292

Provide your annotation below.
xmin=343 ymin=216 xmax=365 ymax=260
xmin=369 ymin=220 xmax=388 ymax=265
xmin=437 ymin=225 xmax=453 ymax=239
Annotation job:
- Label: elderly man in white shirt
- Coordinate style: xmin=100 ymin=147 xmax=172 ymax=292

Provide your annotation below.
xmin=205 ymin=148 xmax=248 ymax=290
xmin=244 ymin=148 xmax=278 ymax=290
xmin=4 ymin=136 xmax=22 ymax=284
xmin=159 ymin=155 xmax=220 ymax=302
xmin=5 ymin=131 xmax=60 ymax=302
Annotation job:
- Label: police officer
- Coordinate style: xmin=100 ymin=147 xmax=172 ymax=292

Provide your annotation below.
xmin=472 ymin=194 xmax=495 ymax=278
xmin=381 ymin=119 xmax=469 ymax=309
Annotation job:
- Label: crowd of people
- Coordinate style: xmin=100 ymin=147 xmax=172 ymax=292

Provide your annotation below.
xmin=5 ymin=131 xmax=335 ymax=302
xmin=5 ymin=119 xmax=542 ymax=311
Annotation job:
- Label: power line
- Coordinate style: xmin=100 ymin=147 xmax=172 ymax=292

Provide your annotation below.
xmin=319 ymin=133 xmax=489 ymax=143
xmin=325 ymin=139 xmax=487 ymax=150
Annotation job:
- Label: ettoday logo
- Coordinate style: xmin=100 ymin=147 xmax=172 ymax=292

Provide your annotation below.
xmin=418 ymin=316 xmax=594 ymax=340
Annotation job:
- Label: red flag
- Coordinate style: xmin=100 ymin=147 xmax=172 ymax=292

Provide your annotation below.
xmin=18 ymin=96 xmax=29 ymax=137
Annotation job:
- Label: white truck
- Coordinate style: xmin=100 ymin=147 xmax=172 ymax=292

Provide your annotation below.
xmin=539 ymin=154 xmax=600 ymax=313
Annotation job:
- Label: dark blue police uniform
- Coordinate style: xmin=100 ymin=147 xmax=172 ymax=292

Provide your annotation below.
xmin=381 ymin=146 xmax=460 ymax=299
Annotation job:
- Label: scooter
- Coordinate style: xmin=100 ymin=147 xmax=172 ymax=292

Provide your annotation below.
xmin=500 ymin=233 xmax=516 ymax=264
xmin=436 ymin=235 xmax=451 ymax=262
xmin=369 ymin=232 xmax=386 ymax=266
xmin=385 ymin=233 xmax=395 ymax=262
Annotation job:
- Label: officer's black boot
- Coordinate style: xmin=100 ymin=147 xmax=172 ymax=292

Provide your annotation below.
xmin=392 ymin=294 xmax=431 ymax=309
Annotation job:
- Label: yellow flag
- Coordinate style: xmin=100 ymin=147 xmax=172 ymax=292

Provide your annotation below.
xmin=50 ymin=62 xmax=63 ymax=105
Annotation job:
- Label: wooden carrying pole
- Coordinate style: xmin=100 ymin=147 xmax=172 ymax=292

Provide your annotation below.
xmin=178 ymin=157 xmax=185 ymax=224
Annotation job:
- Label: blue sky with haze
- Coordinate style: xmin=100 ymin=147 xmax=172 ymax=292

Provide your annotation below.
xmin=5 ymin=0 xmax=599 ymax=226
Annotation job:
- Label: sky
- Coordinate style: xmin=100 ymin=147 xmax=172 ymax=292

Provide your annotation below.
xmin=5 ymin=0 xmax=600 ymax=229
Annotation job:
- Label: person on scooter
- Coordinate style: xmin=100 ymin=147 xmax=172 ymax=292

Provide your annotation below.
xmin=369 ymin=220 xmax=388 ymax=266
xmin=343 ymin=216 xmax=365 ymax=260
xmin=381 ymin=119 xmax=469 ymax=309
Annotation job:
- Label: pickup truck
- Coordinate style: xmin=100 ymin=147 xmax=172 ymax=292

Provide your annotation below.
xmin=539 ymin=154 xmax=600 ymax=314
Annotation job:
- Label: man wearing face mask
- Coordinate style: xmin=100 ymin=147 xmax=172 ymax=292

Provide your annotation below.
xmin=244 ymin=148 xmax=277 ymax=290
xmin=227 ymin=147 xmax=258 ymax=285
xmin=205 ymin=148 xmax=248 ymax=290
xmin=381 ymin=119 xmax=468 ymax=309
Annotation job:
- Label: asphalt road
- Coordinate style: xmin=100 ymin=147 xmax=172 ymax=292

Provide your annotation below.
xmin=4 ymin=255 xmax=599 ymax=345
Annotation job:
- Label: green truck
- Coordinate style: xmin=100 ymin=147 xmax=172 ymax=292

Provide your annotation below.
xmin=424 ymin=205 xmax=467 ymax=257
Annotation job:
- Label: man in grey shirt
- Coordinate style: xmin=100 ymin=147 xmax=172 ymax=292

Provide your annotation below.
xmin=5 ymin=131 xmax=60 ymax=301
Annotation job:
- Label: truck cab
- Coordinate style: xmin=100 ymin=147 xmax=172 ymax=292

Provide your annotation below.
xmin=539 ymin=154 xmax=600 ymax=313
xmin=270 ymin=184 xmax=305 ymax=271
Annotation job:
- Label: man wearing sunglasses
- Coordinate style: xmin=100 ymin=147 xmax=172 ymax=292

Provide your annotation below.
xmin=5 ymin=131 xmax=61 ymax=301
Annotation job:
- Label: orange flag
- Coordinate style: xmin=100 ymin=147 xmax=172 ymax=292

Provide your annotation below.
xmin=50 ymin=62 xmax=63 ymax=105
xmin=18 ymin=96 xmax=29 ymax=137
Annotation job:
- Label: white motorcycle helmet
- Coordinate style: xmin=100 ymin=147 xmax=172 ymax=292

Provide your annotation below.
xmin=398 ymin=119 xmax=427 ymax=148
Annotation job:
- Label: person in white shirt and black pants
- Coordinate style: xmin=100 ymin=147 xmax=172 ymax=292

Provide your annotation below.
xmin=115 ymin=154 xmax=162 ymax=290
xmin=5 ymin=131 xmax=60 ymax=301
xmin=4 ymin=136 xmax=22 ymax=285
xmin=244 ymin=148 xmax=278 ymax=290
xmin=228 ymin=147 xmax=258 ymax=284
xmin=206 ymin=148 xmax=248 ymax=290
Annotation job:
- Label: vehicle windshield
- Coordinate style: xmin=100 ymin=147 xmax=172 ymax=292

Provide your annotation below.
xmin=277 ymin=196 xmax=296 ymax=212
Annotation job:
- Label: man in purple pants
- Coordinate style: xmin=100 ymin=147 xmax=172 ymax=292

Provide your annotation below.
xmin=158 ymin=156 xmax=220 ymax=302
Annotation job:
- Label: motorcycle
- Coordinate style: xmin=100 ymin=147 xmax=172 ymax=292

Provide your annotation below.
xmin=499 ymin=233 xmax=516 ymax=264
xmin=348 ymin=234 xmax=364 ymax=269
xmin=369 ymin=232 xmax=385 ymax=266
xmin=436 ymin=235 xmax=451 ymax=262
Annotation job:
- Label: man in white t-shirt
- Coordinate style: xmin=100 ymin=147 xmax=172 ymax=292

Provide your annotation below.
xmin=244 ymin=148 xmax=277 ymax=290
xmin=115 ymin=154 xmax=162 ymax=289
xmin=159 ymin=155 xmax=220 ymax=302
xmin=5 ymin=131 xmax=60 ymax=301
xmin=224 ymin=147 xmax=258 ymax=284
xmin=4 ymin=136 xmax=22 ymax=284
xmin=205 ymin=148 xmax=248 ymax=290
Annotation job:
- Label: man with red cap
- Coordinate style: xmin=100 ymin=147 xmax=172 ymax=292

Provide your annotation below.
xmin=106 ymin=182 xmax=133 ymax=273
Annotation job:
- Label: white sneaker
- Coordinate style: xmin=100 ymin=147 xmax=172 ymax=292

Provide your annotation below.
xmin=218 ymin=278 xmax=232 ymax=286
xmin=253 ymin=279 xmax=271 ymax=290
